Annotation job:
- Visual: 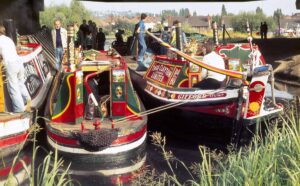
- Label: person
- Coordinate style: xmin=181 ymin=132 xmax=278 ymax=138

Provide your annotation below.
xmin=263 ymin=21 xmax=268 ymax=39
xmin=73 ymin=22 xmax=83 ymax=48
xmin=260 ymin=22 xmax=263 ymax=39
xmin=85 ymin=31 xmax=93 ymax=50
xmin=79 ymin=20 xmax=89 ymax=49
xmin=136 ymin=13 xmax=148 ymax=71
xmin=0 ymin=25 xmax=31 ymax=112
xmin=160 ymin=26 xmax=170 ymax=55
xmin=115 ymin=29 xmax=124 ymax=45
xmin=193 ymin=41 xmax=226 ymax=89
xmin=170 ymin=20 xmax=187 ymax=47
xmin=96 ymin=27 xmax=106 ymax=50
xmin=130 ymin=23 xmax=139 ymax=59
xmin=51 ymin=19 xmax=67 ymax=69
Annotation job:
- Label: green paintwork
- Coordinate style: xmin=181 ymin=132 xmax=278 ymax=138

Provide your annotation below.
xmin=126 ymin=72 xmax=141 ymax=113
xmin=52 ymin=72 xmax=72 ymax=117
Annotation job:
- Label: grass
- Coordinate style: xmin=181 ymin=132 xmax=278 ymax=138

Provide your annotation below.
xmin=3 ymin=115 xmax=74 ymax=186
xmin=134 ymin=100 xmax=300 ymax=186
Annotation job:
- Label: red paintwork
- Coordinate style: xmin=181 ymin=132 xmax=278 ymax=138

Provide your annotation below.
xmin=125 ymin=107 xmax=142 ymax=120
xmin=246 ymin=81 xmax=265 ymax=118
xmin=0 ymin=132 xmax=28 ymax=148
xmin=111 ymin=125 xmax=146 ymax=145
xmin=25 ymin=43 xmax=40 ymax=49
xmin=112 ymin=102 xmax=127 ymax=116
xmin=0 ymin=155 xmax=30 ymax=177
xmin=75 ymin=102 xmax=84 ymax=119
xmin=47 ymin=125 xmax=147 ymax=147
xmin=182 ymin=102 xmax=237 ymax=118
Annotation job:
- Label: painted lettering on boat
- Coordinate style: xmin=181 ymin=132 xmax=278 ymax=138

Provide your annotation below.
xmin=175 ymin=92 xmax=226 ymax=100
xmin=145 ymin=61 xmax=182 ymax=87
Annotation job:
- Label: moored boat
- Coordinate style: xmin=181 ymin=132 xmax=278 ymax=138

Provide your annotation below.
xmin=44 ymin=27 xmax=147 ymax=168
xmin=0 ymin=39 xmax=53 ymax=158
xmin=128 ymin=28 xmax=283 ymax=145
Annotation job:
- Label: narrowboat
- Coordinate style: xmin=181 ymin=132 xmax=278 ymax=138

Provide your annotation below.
xmin=0 ymin=38 xmax=53 ymax=158
xmin=128 ymin=30 xmax=283 ymax=144
xmin=44 ymin=26 xmax=147 ymax=169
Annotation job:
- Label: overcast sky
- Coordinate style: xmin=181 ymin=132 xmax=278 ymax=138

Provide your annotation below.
xmin=44 ymin=0 xmax=299 ymax=16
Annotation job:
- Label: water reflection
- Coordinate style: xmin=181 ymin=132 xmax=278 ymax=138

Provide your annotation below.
xmin=275 ymin=81 xmax=300 ymax=96
xmin=63 ymin=154 xmax=146 ymax=185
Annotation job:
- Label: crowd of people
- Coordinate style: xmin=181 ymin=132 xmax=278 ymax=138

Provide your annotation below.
xmin=51 ymin=19 xmax=107 ymax=69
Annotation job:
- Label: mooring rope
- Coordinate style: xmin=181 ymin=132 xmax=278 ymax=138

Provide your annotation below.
xmin=113 ymin=88 xmax=226 ymax=124
xmin=114 ymin=99 xmax=189 ymax=124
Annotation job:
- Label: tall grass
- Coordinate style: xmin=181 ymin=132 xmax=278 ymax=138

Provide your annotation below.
xmin=135 ymin=103 xmax=300 ymax=186
xmin=4 ymin=115 xmax=74 ymax=186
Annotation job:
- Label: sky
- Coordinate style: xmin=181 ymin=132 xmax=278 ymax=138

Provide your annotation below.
xmin=44 ymin=0 xmax=299 ymax=16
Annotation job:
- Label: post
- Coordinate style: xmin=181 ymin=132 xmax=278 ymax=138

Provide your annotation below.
xmin=222 ymin=24 xmax=226 ymax=45
xmin=67 ymin=25 xmax=75 ymax=71
xmin=212 ymin=21 xmax=219 ymax=45
xmin=175 ymin=23 xmax=183 ymax=60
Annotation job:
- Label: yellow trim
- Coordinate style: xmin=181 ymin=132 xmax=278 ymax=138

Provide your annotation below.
xmin=127 ymin=105 xmax=141 ymax=117
xmin=52 ymin=74 xmax=74 ymax=120
xmin=178 ymin=79 xmax=188 ymax=87
xmin=0 ymin=64 xmax=5 ymax=112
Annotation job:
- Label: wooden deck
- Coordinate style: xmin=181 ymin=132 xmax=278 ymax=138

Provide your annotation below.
xmin=0 ymin=112 xmax=31 ymax=121
xmin=124 ymin=56 xmax=147 ymax=76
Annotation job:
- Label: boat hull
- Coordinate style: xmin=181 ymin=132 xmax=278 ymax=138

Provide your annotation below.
xmin=46 ymin=119 xmax=147 ymax=169
xmin=0 ymin=113 xmax=31 ymax=158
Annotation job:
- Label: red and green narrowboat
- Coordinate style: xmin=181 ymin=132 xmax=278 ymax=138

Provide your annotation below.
xmin=44 ymin=32 xmax=147 ymax=169
xmin=129 ymin=31 xmax=283 ymax=144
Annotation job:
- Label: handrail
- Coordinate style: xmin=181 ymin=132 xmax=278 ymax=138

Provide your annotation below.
xmin=145 ymin=31 xmax=246 ymax=80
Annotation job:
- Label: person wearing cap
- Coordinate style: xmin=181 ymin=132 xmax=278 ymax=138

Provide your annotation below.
xmin=136 ymin=13 xmax=148 ymax=71
xmin=0 ymin=24 xmax=31 ymax=112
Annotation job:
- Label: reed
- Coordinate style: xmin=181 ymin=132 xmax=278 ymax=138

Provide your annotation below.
xmin=135 ymin=102 xmax=300 ymax=186
xmin=3 ymin=115 xmax=74 ymax=186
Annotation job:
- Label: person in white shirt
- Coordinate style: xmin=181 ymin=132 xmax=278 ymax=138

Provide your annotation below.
xmin=194 ymin=41 xmax=226 ymax=89
xmin=51 ymin=19 xmax=67 ymax=69
xmin=0 ymin=25 xmax=31 ymax=112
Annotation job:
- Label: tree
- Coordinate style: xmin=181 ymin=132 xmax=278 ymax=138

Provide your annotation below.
xmin=193 ymin=11 xmax=197 ymax=16
xmin=161 ymin=9 xmax=178 ymax=21
xmin=221 ymin=4 xmax=227 ymax=17
xmin=40 ymin=0 xmax=92 ymax=29
xmin=231 ymin=11 xmax=275 ymax=33
xmin=179 ymin=8 xmax=190 ymax=17
xmin=256 ymin=7 xmax=263 ymax=15
xmin=273 ymin=9 xmax=283 ymax=26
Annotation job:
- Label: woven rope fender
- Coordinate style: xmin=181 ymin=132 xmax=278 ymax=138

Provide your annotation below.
xmin=73 ymin=128 xmax=119 ymax=152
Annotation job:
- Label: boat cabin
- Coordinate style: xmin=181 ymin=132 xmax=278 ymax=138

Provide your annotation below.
xmin=144 ymin=43 xmax=265 ymax=89
xmin=49 ymin=49 xmax=142 ymax=125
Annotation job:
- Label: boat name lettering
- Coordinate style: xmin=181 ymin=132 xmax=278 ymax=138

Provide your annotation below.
xmin=176 ymin=92 xmax=226 ymax=100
